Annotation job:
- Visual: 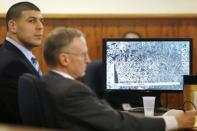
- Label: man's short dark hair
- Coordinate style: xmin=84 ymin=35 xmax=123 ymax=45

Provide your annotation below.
xmin=6 ymin=1 xmax=40 ymax=29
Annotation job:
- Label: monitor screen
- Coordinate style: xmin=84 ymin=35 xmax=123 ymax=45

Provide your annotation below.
xmin=103 ymin=38 xmax=192 ymax=93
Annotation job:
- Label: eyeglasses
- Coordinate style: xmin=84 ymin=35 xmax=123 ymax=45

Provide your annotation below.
xmin=63 ymin=51 xmax=89 ymax=59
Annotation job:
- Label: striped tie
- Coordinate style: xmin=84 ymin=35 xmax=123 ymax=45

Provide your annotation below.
xmin=31 ymin=57 xmax=42 ymax=76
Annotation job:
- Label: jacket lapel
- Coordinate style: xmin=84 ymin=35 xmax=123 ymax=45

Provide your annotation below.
xmin=3 ymin=40 xmax=40 ymax=77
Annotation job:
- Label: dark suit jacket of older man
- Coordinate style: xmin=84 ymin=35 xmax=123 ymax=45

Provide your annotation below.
xmin=42 ymin=71 xmax=165 ymax=131
xmin=0 ymin=40 xmax=40 ymax=124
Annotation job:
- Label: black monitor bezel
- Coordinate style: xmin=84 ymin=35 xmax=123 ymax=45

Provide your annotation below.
xmin=103 ymin=38 xmax=193 ymax=93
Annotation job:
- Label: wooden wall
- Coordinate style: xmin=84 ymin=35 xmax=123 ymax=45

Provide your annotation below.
xmin=1 ymin=15 xmax=197 ymax=109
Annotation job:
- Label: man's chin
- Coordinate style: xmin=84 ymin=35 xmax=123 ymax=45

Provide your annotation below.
xmin=76 ymin=72 xmax=85 ymax=79
xmin=32 ymin=41 xmax=42 ymax=47
xmin=81 ymin=72 xmax=86 ymax=77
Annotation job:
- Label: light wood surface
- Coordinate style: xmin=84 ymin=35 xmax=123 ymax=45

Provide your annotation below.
xmin=0 ymin=124 xmax=56 ymax=131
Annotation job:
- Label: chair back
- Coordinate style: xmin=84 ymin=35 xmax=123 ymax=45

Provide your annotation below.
xmin=18 ymin=73 xmax=56 ymax=128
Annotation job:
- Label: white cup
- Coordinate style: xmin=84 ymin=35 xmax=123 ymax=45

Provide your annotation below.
xmin=143 ymin=96 xmax=155 ymax=117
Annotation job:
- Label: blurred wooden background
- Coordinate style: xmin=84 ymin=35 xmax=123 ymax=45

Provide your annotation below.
xmin=1 ymin=15 xmax=197 ymax=109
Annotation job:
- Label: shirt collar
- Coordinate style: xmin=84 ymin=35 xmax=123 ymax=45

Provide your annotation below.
xmin=52 ymin=70 xmax=74 ymax=80
xmin=6 ymin=36 xmax=35 ymax=61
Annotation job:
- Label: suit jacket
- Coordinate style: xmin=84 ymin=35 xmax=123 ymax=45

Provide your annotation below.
xmin=0 ymin=40 xmax=40 ymax=124
xmin=43 ymin=71 xmax=165 ymax=131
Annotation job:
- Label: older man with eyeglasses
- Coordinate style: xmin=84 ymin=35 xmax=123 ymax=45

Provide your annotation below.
xmin=42 ymin=27 xmax=197 ymax=131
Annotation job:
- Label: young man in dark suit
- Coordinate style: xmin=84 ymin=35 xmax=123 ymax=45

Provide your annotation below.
xmin=0 ymin=2 xmax=44 ymax=124
xmin=43 ymin=27 xmax=196 ymax=131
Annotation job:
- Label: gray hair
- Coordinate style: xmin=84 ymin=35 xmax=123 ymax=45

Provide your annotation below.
xmin=43 ymin=27 xmax=84 ymax=67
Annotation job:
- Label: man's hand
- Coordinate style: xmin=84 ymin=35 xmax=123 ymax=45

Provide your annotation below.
xmin=175 ymin=110 xmax=197 ymax=129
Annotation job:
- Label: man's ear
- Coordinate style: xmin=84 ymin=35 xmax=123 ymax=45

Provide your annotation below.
xmin=58 ymin=53 xmax=69 ymax=66
xmin=8 ymin=20 xmax=17 ymax=33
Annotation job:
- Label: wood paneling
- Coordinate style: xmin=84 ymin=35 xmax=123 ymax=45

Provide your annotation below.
xmin=1 ymin=17 xmax=197 ymax=109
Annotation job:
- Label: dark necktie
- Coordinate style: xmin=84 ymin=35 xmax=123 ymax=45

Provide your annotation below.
xmin=31 ymin=57 xmax=42 ymax=76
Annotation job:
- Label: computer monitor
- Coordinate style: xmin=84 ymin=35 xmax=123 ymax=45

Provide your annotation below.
xmin=103 ymin=38 xmax=192 ymax=108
